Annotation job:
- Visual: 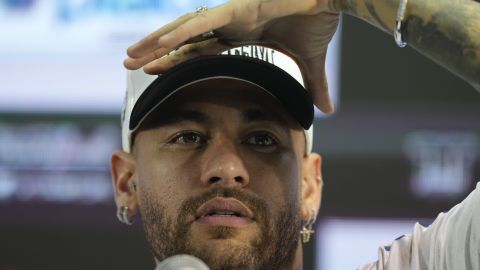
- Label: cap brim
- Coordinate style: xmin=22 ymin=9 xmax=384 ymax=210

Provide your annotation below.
xmin=130 ymin=55 xmax=313 ymax=131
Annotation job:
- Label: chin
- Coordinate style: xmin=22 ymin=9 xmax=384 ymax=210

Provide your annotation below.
xmin=185 ymin=226 xmax=263 ymax=269
xmin=191 ymin=225 xmax=261 ymax=248
xmin=190 ymin=242 xmax=259 ymax=270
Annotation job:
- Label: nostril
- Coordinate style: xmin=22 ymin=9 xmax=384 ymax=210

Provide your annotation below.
xmin=209 ymin=177 xmax=221 ymax=185
xmin=234 ymin=176 xmax=243 ymax=183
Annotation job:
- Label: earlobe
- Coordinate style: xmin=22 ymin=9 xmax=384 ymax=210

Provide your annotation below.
xmin=110 ymin=150 xmax=139 ymax=217
xmin=300 ymin=153 xmax=323 ymax=220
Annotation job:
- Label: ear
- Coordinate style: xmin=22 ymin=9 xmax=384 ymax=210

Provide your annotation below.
xmin=300 ymin=153 xmax=323 ymax=221
xmin=110 ymin=150 xmax=139 ymax=216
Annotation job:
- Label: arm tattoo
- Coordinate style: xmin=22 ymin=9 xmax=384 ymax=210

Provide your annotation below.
xmin=406 ymin=0 xmax=480 ymax=90
xmin=341 ymin=0 xmax=480 ymax=90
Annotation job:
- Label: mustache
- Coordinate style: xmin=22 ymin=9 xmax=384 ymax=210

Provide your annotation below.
xmin=179 ymin=187 xmax=270 ymax=224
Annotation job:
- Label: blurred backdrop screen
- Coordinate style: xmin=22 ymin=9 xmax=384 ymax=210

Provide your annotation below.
xmin=1 ymin=1 xmax=479 ymax=270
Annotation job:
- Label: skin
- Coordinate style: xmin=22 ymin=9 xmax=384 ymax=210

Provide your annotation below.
xmin=110 ymin=79 xmax=323 ymax=270
xmin=124 ymin=0 xmax=480 ymax=112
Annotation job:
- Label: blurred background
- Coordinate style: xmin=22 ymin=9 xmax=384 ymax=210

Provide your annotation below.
xmin=0 ymin=1 xmax=479 ymax=269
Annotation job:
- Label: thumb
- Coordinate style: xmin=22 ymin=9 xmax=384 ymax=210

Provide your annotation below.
xmin=302 ymin=52 xmax=334 ymax=114
xmin=315 ymin=69 xmax=334 ymax=114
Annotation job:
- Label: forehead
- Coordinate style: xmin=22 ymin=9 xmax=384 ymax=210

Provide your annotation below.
xmin=139 ymin=78 xmax=302 ymax=130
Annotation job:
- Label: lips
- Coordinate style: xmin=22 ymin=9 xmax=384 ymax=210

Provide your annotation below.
xmin=195 ymin=197 xmax=254 ymax=227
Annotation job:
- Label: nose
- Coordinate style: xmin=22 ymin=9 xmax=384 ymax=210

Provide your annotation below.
xmin=200 ymin=140 xmax=250 ymax=188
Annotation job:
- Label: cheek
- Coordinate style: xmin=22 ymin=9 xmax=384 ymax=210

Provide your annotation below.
xmin=245 ymin=150 xmax=301 ymax=211
xmin=135 ymin=153 xmax=202 ymax=212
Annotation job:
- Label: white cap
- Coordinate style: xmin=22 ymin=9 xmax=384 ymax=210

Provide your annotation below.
xmin=122 ymin=45 xmax=314 ymax=153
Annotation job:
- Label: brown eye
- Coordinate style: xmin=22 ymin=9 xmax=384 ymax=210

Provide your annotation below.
xmin=171 ymin=132 xmax=206 ymax=145
xmin=245 ymin=133 xmax=278 ymax=147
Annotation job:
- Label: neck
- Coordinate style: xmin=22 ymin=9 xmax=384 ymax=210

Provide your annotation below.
xmin=280 ymin=241 xmax=303 ymax=270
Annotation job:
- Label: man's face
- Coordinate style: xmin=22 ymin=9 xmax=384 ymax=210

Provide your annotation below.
xmin=130 ymin=79 xmax=308 ymax=269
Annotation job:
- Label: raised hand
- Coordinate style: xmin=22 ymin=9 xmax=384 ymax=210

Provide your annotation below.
xmin=124 ymin=0 xmax=342 ymax=113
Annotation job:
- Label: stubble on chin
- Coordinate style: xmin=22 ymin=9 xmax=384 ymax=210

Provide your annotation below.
xmin=140 ymin=187 xmax=301 ymax=270
xmin=205 ymin=226 xmax=238 ymax=239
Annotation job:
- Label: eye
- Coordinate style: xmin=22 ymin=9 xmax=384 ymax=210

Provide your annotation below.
xmin=245 ymin=132 xmax=278 ymax=148
xmin=169 ymin=131 xmax=206 ymax=145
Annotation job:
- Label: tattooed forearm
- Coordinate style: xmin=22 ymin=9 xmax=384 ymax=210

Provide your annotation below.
xmin=340 ymin=0 xmax=480 ymax=90
xmin=406 ymin=0 xmax=480 ymax=90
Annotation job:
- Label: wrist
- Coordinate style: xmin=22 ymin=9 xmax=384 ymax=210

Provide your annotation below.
xmin=338 ymin=0 xmax=401 ymax=34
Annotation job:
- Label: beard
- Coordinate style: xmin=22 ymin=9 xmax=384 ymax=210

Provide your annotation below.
xmin=140 ymin=187 xmax=301 ymax=270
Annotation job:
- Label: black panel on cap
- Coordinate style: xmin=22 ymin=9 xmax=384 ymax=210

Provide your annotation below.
xmin=130 ymin=55 xmax=313 ymax=131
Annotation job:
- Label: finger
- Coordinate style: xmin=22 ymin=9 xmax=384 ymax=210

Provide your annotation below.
xmin=302 ymin=52 xmax=334 ymax=114
xmin=313 ymin=71 xmax=334 ymax=114
xmin=143 ymin=39 xmax=232 ymax=74
xmin=157 ymin=3 xmax=235 ymax=49
xmin=124 ymin=46 xmax=176 ymax=70
xmin=127 ymin=12 xmax=196 ymax=59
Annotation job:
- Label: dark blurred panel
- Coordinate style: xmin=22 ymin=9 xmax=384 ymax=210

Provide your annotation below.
xmin=311 ymin=14 xmax=480 ymax=269
xmin=314 ymin=104 xmax=479 ymax=217
xmin=0 ymin=114 xmax=120 ymax=206
xmin=313 ymin=14 xmax=480 ymax=218
xmin=0 ymin=224 xmax=154 ymax=270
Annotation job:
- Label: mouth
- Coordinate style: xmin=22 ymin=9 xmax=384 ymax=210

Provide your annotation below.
xmin=195 ymin=197 xmax=254 ymax=228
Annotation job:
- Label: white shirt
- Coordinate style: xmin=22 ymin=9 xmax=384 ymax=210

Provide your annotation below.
xmin=358 ymin=182 xmax=480 ymax=270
